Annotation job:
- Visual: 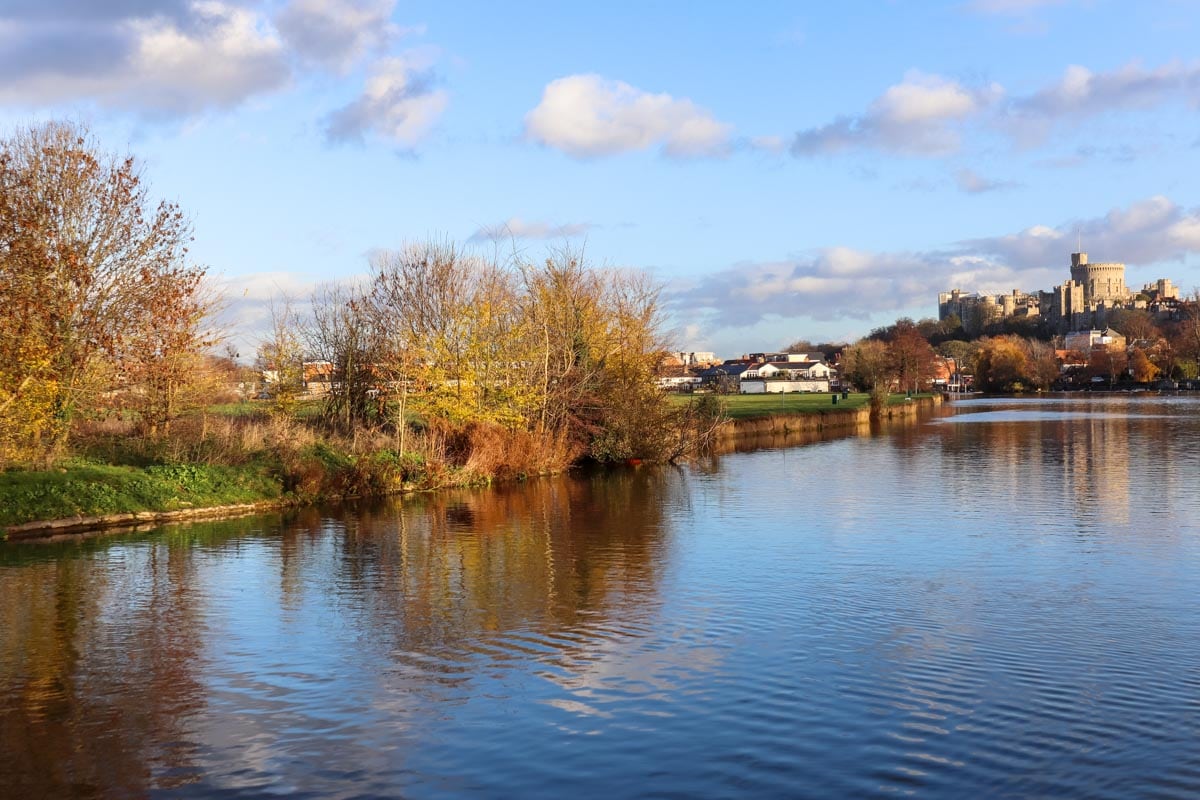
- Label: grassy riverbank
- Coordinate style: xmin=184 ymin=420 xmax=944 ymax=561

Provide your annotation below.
xmin=2 ymin=394 xmax=935 ymax=537
xmin=0 ymin=448 xmax=497 ymax=535
xmin=670 ymin=392 xmax=935 ymax=420
xmin=0 ymin=460 xmax=284 ymax=529
xmin=0 ymin=405 xmax=556 ymax=535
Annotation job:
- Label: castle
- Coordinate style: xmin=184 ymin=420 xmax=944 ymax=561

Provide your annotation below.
xmin=938 ymin=252 xmax=1180 ymax=335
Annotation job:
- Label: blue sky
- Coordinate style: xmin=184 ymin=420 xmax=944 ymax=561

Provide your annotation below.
xmin=2 ymin=0 xmax=1199 ymax=357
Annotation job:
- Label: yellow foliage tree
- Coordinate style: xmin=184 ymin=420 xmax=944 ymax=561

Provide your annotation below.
xmin=975 ymin=336 xmax=1031 ymax=392
xmin=0 ymin=339 xmax=60 ymax=465
xmin=1130 ymin=348 xmax=1160 ymax=384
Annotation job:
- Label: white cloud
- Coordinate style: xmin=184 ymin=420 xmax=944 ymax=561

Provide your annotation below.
xmin=324 ymin=51 xmax=448 ymax=146
xmin=1169 ymin=217 xmax=1200 ymax=250
xmin=275 ymin=0 xmax=398 ymax=72
xmin=873 ymin=74 xmax=982 ymax=125
xmin=524 ymin=74 xmax=733 ymax=158
xmin=468 ymin=217 xmax=593 ymax=243
xmin=792 ymin=71 xmax=1002 ymax=157
xmin=0 ymin=1 xmax=290 ymax=116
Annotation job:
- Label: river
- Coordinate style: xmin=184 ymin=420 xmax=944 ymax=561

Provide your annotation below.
xmin=2 ymin=394 xmax=1199 ymax=798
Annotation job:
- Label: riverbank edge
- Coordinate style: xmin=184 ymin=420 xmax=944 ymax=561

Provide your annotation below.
xmin=3 ymin=395 xmax=943 ymax=542
xmin=717 ymin=394 xmax=941 ymax=438
xmin=2 ymin=500 xmax=290 ymax=542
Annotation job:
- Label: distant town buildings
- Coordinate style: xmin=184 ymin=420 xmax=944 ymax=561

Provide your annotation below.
xmin=662 ymin=351 xmax=839 ymax=395
xmin=939 ymin=252 xmax=1181 ymax=335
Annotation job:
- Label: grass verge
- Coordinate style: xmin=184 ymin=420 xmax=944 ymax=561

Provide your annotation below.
xmin=0 ymin=461 xmax=284 ymax=529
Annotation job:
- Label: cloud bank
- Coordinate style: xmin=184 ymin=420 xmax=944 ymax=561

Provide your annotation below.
xmin=0 ymin=0 xmax=290 ymax=116
xmin=793 ymin=60 xmax=1200 ymax=158
xmin=0 ymin=0 xmax=447 ymax=148
xmin=673 ymin=196 xmax=1200 ymax=330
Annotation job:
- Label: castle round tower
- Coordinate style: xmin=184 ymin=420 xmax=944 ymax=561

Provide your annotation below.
xmin=1070 ymin=252 xmax=1128 ymax=304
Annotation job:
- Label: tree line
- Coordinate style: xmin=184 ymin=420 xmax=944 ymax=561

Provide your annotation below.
xmin=832 ymin=301 xmax=1200 ymax=399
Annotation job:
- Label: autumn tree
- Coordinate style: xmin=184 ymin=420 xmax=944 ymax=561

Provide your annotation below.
xmin=1106 ymin=308 xmax=1160 ymax=343
xmin=256 ymin=296 xmax=306 ymax=417
xmin=937 ymin=340 xmax=981 ymax=377
xmin=1177 ymin=291 xmax=1200 ymax=377
xmin=1087 ymin=345 xmax=1128 ymax=387
xmin=516 ymin=249 xmax=614 ymax=440
xmin=887 ymin=325 xmax=937 ymax=394
xmin=307 ymin=282 xmax=383 ymax=432
xmin=841 ymin=339 xmax=894 ymax=414
xmin=975 ymin=336 xmax=1031 ymax=392
xmin=119 ymin=275 xmax=221 ymax=436
xmin=368 ymin=240 xmax=531 ymax=428
xmin=1129 ymin=348 xmax=1160 ymax=384
xmin=583 ymin=268 xmax=675 ymax=462
xmin=0 ymin=120 xmax=211 ymax=463
xmin=1023 ymin=339 xmax=1061 ymax=391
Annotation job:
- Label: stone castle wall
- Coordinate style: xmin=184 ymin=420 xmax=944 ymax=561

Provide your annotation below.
xmin=1070 ymin=260 xmax=1128 ymax=303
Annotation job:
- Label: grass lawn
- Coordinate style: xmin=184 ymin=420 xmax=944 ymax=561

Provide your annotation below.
xmin=0 ymin=461 xmax=283 ymax=530
xmin=669 ymin=392 xmax=933 ymax=420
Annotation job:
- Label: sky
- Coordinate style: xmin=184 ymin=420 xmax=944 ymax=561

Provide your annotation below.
xmin=2 ymin=0 xmax=1199 ymax=358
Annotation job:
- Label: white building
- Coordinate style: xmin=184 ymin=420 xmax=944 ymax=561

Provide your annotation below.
xmin=740 ymin=378 xmax=831 ymax=394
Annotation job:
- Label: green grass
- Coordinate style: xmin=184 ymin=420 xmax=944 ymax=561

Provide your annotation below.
xmin=0 ymin=460 xmax=284 ymax=529
xmin=669 ymin=392 xmax=933 ymax=420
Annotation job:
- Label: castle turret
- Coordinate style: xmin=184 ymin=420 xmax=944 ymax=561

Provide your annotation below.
xmin=1069 ymin=251 xmax=1127 ymax=304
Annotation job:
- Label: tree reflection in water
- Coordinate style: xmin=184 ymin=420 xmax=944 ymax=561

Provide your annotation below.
xmin=0 ymin=468 xmax=679 ymax=796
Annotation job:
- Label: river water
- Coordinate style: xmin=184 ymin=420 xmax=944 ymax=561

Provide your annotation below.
xmin=2 ymin=395 xmax=1199 ymax=798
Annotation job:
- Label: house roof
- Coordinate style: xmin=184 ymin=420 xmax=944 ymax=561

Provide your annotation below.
xmin=699 ymin=363 xmax=753 ymax=378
